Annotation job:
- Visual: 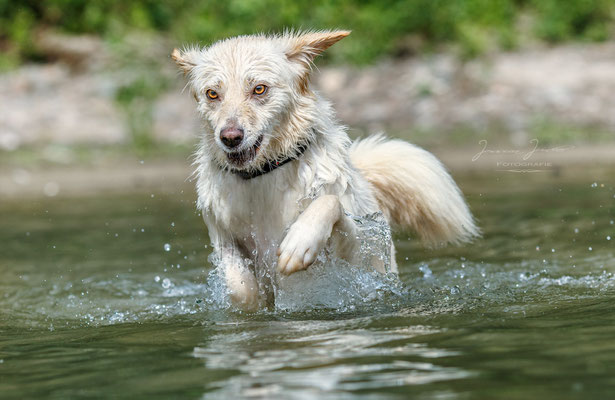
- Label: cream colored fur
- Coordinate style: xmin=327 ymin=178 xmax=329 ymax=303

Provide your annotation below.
xmin=172 ymin=30 xmax=478 ymax=310
xmin=350 ymin=135 xmax=480 ymax=247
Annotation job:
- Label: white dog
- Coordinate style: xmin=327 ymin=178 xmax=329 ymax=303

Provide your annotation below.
xmin=172 ymin=30 xmax=479 ymax=310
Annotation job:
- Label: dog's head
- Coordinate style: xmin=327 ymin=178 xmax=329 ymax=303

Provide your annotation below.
xmin=171 ymin=30 xmax=349 ymax=171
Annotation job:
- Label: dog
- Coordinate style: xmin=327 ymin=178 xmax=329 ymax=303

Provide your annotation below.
xmin=171 ymin=30 xmax=479 ymax=310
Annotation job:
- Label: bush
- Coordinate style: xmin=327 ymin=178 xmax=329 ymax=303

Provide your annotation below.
xmin=1 ymin=0 xmax=614 ymax=65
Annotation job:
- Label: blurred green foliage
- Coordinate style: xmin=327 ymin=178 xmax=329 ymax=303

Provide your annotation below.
xmin=1 ymin=0 xmax=614 ymax=65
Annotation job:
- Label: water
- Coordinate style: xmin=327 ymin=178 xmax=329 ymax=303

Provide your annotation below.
xmin=1 ymin=168 xmax=614 ymax=399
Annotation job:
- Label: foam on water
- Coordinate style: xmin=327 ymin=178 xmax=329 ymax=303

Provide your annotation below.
xmin=3 ymin=235 xmax=614 ymax=329
xmin=400 ymin=254 xmax=615 ymax=315
xmin=3 ymin=249 xmax=614 ymax=329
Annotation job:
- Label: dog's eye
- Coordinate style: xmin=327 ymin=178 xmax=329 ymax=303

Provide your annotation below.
xmin=253 ymin=85 xmax=267 ymax=95
xmin=206 ymin=89 xmax=218 ymax=100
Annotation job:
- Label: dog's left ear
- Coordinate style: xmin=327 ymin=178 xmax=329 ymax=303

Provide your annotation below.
xmin=171 ymin=48 xmax=198 ymax=75
xmin=285 ymin=30 xmax=350 ymax=71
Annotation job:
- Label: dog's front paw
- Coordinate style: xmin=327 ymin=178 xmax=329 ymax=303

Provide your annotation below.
xmin=277 ymin=221 xmax=331 ymax=275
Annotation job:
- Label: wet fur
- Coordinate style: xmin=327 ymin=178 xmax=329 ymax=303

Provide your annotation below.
xmin=172 ymin=30 xmax=479 ymax=310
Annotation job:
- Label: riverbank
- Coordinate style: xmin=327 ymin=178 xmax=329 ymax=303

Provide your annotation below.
xmin=2 ymin=36 xmax=615 ymax=153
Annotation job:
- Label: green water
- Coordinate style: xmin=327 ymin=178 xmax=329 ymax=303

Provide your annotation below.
xmin=1 ymin=169 xmax=614 ymax=399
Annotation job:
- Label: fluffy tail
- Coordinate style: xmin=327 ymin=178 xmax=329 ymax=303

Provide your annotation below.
xmin=350 ymin=134 xmax=480 ymax=247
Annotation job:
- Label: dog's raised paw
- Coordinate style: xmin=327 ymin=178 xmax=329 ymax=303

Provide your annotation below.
xmin=277 ymin=221 xmax=330 ymax=275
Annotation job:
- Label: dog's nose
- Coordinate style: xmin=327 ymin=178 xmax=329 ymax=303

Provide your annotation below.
xmin=220 ymin=126 xmax=244 ymax=149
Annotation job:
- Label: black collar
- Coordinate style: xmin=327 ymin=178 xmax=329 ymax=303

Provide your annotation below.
xmin=226 ymin=141 xmax=310 ymax=180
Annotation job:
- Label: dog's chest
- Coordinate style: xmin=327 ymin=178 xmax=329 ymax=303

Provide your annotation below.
xmin=210 ymin=178 xmax=306 ymax=252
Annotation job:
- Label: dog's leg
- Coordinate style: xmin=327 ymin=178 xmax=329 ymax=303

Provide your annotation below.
xmin=217 ymin=245 xmax=261 ymax=311
xmin=277 ymin=195 xmax=359 ymax=275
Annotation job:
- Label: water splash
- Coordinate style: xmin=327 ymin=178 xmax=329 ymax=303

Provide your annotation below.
xmin=204 ymin=212 xmax=403 ymax=312
xmin=274 ymin=260 xmax=402 ymax=312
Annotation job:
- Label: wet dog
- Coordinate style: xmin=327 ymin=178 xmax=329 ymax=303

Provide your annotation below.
xmin=172 ymin=30 xmax=479 ymax=310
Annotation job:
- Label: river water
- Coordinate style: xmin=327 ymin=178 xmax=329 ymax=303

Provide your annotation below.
xmin=1 ymin=167 xmax=614 ymax=399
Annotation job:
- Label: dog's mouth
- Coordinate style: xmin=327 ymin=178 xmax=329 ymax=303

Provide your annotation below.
xmin=226 ymin=134 xmax=264 ymax=167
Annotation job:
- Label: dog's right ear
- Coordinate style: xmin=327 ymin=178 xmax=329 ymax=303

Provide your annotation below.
xmin=171 ymin=48 xmax=198 ymax=75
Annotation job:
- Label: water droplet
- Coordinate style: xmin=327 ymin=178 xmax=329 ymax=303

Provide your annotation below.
xmin=171 ymin=222 xmax=175 ymax=227
xmin=607 ymin=236 xmax=612 ymax=241
xmin=574 ymin=228 xmax=579 ymax=234
xmin=536 ymin=246 xmax=540 ymax=251
xmin=418 ymin=264 xmax=432 ymax=279
xmin=551 ymin=248 xmax=555 ymax=253
xmin=588 ymin=247 xmax=593 ymax=251
xmin=164 ymin=243 xmax=171 ymax=252
xmin=140 ymin=160 xmax=144 ymax=164
xmin=450 ymin=286 xmax=460 ymax=295
xmin=162 ymin=278 xmax=172 ymax=289
xmin=43 ymin=182 xmax=60 ymax=197
xmin=141 ymin=228 xmax=145 ymax=232
xmin=591 ymin=182 xmax=598 ymax=188
xmin=154 ymin=275 xmax=160 ymax=282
